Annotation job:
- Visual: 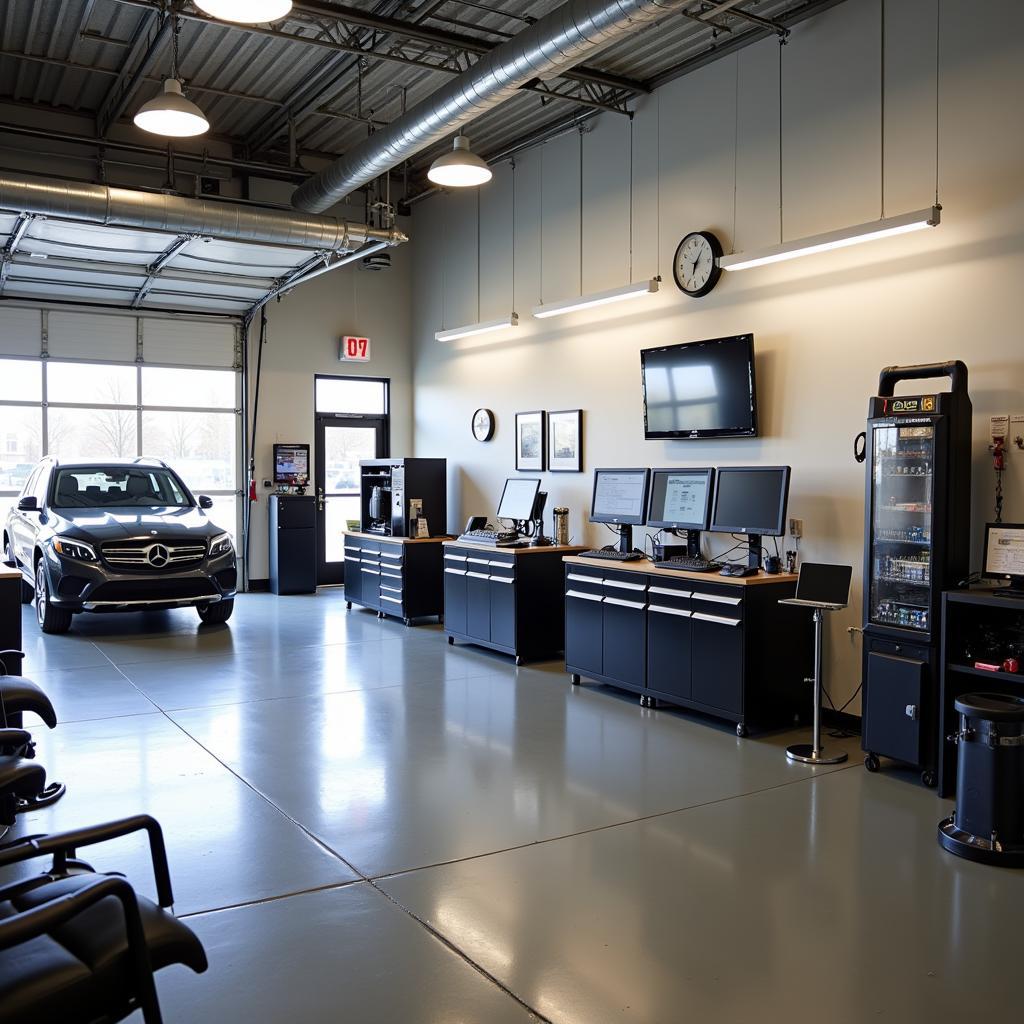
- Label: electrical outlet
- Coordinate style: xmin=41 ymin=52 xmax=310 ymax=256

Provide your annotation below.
xmin=263 ymin=479 xmax=272 ymax=488
xmin=789 ymin=518 xmax=803 ymax=539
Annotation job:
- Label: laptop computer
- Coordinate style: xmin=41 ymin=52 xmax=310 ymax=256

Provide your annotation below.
xmin=783 ymin=562 xmax=853 ymax=610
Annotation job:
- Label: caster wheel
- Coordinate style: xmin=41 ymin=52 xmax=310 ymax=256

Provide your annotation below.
xmin=639 ymin=695 xmax=646 ymax=708
xmin=864 ymin=753 xmax=880 ymax=773
xmin=570 ymin=674 xmax=581 ymax=686
xmin=921 ymin=769 xmax=937 ymax=788
xmin=736 ymin=723 xmax=748 ymax=738
xmin=346 ymin=601 xmax=352 ymax=610
xmin=404 ymin=619 xmax=412 ymax=627
xmin=648 ymin=697 xmax=658 ymax=710
xmin=515 ymin=656 xmax=524 ymax=666
xmin=447 ymin=636 xmax=455 ymax=646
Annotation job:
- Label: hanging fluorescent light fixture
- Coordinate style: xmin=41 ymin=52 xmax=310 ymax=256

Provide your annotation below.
xmin=428 ymin=137 xmax=492 ymax=188
xmin=532 ymin=278 xmax=659 ymax=320
xmin=133 ymin=78 xmax=209 ymax=138
xmin=195 ymin=1 xmax=293 ymax=22
xmin=436 ymin=314 xmax=518 ymax=343
xmin=719 ymin=207 xmax=941 ymax=272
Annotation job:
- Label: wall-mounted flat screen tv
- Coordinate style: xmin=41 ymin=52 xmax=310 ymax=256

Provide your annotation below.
xmin=641 ymin=334 xmax=758 ymax=440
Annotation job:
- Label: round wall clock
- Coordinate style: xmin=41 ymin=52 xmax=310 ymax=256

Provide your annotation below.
xmin=472 ymin=408 xmax=495 ymax=442
xmin=673 ymin=230 xmax=723 ymax=297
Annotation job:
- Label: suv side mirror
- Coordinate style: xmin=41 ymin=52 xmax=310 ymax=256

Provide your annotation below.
xmin=198 ymin=495 xmax=214 ymax=509
xmin=17 ymin=496 xmax=39 ymax=513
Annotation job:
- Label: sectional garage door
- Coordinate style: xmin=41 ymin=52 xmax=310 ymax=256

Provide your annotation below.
xmin=0 ymin=304 xmax=243 ymax=563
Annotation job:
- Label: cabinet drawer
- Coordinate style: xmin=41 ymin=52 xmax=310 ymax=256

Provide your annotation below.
xmin=566 ymin=572 xmax=604 ymax=598
xmin=380 ymin=593 xmax=404 ymax=608
xmin=344 ymin=544 xmax=362 ymax=556
xmin=690 ymin=590 xmax=744 ymax=617
xmin=444 ymin=553 xmax=468 ymax=565
xmin=378 ymin=547 xmax=404 ymax=564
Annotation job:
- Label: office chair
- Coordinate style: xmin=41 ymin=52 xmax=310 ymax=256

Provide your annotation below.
xmin=0 ymin=744 xmax=48 ymax=838
xmin=0 ymin=652 xmax=65 ymax=812
xmin=0 ymin=815 xmax=208 ymax=1024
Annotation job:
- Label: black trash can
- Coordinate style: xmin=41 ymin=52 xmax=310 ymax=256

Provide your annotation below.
xmin=938 ymin=692 xmax=1024 ymax=866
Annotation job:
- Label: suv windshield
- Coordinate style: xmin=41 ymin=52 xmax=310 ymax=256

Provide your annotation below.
xmin=52 ymin=467 xmax=191 ymax=509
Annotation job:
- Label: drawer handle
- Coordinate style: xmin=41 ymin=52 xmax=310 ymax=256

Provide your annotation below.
xmin=444 ymin=555 xmax=467 ymax=563
xmin=380 ymin=552 xmax=402 ymax=560
xmin=692 ymin=593 xmax=742 ymax=606
xmin=344 ymin=546 xmax=361 ymax=554
xmin=467 ymin=557 xmax=491 ymax=566
xmin=490 ymin=576 xmax=515 ymax=584
xmin=381 ymin=585 xmax=402 ymax=594
xmin=360 ymin=568 xmax=380 ymax=576
xmin=566 ymin=573 xmax=600 ymax=584
xmin=380 ymin=595 xmax=402 ymax=605
xmin=444 ymin=568 xmax=466 ymax=576
xmin=603 ymin=579 xmax=646 ymax=591
xmin=346 ymin=557 xmax=361 ymax=564
xmin=488 ymin=560 xmax=514 ymax=567
xmin=467 ymin=571 xmax=491 ymax=579
xmin=649 ymin=586 xmax=691 ymax=598
xmin=649 ymin=604 xmax=692 ymax=618
xmin=604 ymin=597 xmax=646 ymax=610
xmin=692 ymin=611 xmax=741 ymax=626
xmin=380 ymin=571 xmax=402 ymax=580
xmin=567 ymin=590 xmax=602 ymax=602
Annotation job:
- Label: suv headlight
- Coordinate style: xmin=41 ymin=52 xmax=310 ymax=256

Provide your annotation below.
xmin=52 ymin=538 xmax=97 ymax=562
xmin=210 ymin=533 xmax=234 ymax=557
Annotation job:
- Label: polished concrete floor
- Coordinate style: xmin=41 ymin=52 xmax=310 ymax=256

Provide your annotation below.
xmin=8 ymin=591 xmax=1023 ymax=1022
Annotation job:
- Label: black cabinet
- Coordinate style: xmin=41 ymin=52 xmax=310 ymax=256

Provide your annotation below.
xmin=565 ymin=558 xmax=809 ymax=732
xmin=444 ymin=544 xmax=584 ymax=663
xmin=343 ymin=533 xmax=445 ymax=625
xmin=863 ymin=648 xmax=926 ymax=766
xmin=269 ymin=495 xmax=316 ymax=595
xmin=0 ymin=569 xmax=23 ymax=677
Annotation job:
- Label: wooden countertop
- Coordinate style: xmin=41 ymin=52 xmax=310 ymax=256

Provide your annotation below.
xmin=563 ymin=555 xmax=798 ymax=586
xmin=345 ymin=531 xmax=453 ymax=545
xmin=446 ymin=541 xmax=588 ymax=556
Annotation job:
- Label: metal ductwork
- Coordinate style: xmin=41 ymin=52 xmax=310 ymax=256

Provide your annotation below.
xmin=0 ymin=170 xmax=407 ymax=251
xmin=292 ymin=0 xmax=689 ymax=214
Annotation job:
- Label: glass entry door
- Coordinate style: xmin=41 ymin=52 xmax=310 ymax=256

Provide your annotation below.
xmin=868 ymin=422 xmax=936 ymax=632
xmin=315 ymin=416 xmax=386 ymax=585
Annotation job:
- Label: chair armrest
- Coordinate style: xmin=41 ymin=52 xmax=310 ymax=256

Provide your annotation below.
xmin=0 ymin=815 xmax=174 ymax=908
xmin=0 ymin=650 xmax=24 ymax=674
xmin=0 ymin=875 xmax=162 ymax=1022
xmin=0 ymin=729 xmax=31 ymax=748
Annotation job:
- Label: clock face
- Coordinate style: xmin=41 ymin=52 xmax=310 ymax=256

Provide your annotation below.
xmin=472 ymin=408 xmax=495 ymax=442
xmin=673 ymin=231 xmax=723 ymax=297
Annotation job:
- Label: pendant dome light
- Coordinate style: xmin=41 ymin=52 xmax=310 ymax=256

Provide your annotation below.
xmin=428 ymin=136 xmax=492 ymax=188
xmin=134 ymin=16 xmax=209 ymax=138
xmin=194 ymin=0 xmax=293 ymax=23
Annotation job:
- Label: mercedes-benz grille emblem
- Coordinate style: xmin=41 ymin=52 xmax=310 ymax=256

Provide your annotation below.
xmin=147 ymin=544 xmax=170 ymax=568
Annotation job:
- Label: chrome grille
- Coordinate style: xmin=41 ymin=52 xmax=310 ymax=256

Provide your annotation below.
xmin=102 ymin=539 xmax=208 ymax=570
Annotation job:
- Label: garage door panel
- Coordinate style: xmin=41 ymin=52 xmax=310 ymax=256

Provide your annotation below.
xmin=142 ymin=317 xmax=236 ymax=367
xmin=0 ymin=307 xmax=42 ymax=356
xmin=49 ymin=311 xmax=137 ymax=360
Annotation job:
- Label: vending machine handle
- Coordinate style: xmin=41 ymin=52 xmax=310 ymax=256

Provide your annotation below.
xmin=877 ymin=360 xmax=968 ymax=398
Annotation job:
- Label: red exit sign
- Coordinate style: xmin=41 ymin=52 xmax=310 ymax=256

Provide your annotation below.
xmin=340 ymin=335 xmax=370 ymax=362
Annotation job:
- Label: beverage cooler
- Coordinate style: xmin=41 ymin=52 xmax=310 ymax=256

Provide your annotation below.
xmin=861 ymin=361 xmax=972 ymax=786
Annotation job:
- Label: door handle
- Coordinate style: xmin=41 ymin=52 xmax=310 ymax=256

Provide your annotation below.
xmin=905 ymin=704 xmax=918 ymax=721
xmin=317 ymin=487 xmax=325 ymax=512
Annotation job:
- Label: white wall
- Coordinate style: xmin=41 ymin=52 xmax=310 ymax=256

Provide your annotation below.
xmin=411 ymin=0 xmax=1024 ymax=711
xmin=246 ymin=234 xmax=414 ymax=581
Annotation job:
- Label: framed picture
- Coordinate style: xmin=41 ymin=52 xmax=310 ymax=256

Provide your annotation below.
xmin=515 ymin=410 xmax=546 ymax=471
xmin=547 ymin=409 xmax=582 ymax=472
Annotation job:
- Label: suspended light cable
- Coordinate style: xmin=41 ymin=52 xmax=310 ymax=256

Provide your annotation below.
xmin=133 ymin=16 xmax=209 ymax=138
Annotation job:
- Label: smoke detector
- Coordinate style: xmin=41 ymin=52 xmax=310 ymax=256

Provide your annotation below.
xmin=360 ymin=252 xmax=392 ymax=272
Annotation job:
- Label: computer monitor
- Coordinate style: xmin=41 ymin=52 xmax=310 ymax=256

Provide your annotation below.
xmin=273 ymin=443 xmax=310 ymax=487
xmin=647 ymin=468 xmax=714 ymax=531
xmin=983 ymin=522 xmax=1024 ymax=595
xmin=710 ymin=466 xmax=791 ymax=568
xmin=497 ymin=478 xmax=541 ymax=523
xmin=590 ymin=468 xmax=650 ymax=553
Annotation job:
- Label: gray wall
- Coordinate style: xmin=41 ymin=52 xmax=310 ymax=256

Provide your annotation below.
xmin=410 ymin=0 xmax=1024 ymax=710
xmin=245 ymin=234 xmax=414 ymax=581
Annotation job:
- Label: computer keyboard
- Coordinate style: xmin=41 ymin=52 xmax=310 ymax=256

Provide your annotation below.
xmin=653 ymin=556 xmax=723 ymax=573
xmin=457 ymin=529 xmax=519 ymax=546
xmin=579 ymin=549 xmax=644 ymax=562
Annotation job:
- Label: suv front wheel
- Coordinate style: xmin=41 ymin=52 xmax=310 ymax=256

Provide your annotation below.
xmin=197 ymin=599 xmax=234 ymax=625
xmin=35 ymin=559 xmax=73 ymax=635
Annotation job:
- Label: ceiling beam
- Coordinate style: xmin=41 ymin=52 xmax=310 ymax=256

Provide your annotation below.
xmin=96 ymin=9 xmax=173 ymax=137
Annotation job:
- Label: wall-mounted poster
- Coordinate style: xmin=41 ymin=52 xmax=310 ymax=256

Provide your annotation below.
xmin=548 ymin=409 xmax=582 ymax=472
xmin=515 ymin=411 xmax=546 ymax=471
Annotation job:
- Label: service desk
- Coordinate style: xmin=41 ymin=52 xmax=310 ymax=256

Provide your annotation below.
xmin=444 ymin=542 xmax=587 ymax=663
xmin=1 ymin=565 xmax=24 ymax=676
xmin=563 ymin=556 xmax=812 ymax=736
xmin=345 ymin=532 xmax=449 ymax=625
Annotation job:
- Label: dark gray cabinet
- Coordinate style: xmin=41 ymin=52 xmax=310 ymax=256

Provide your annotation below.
xmin=565 ymin=559 xmax=810 ymax=734
xmin=444 ymin=543 xmax=585 ymax=663
xmin=269 ymin=495 xmax=317 ymax=594
xmin=343 ymin=533 xmax=445 ymax=625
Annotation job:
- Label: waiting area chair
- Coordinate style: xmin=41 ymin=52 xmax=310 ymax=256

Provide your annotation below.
xmin=0 ymin=815 xmax=208 ymax=1023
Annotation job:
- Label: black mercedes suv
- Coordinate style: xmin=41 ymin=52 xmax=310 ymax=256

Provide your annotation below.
xmin=3 ymin=458 xmax=237 ymax=634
